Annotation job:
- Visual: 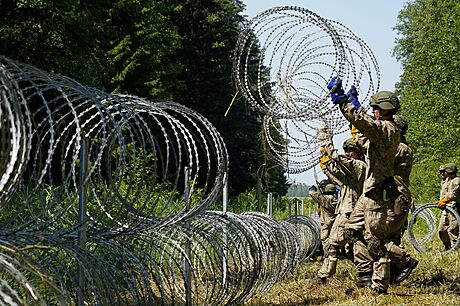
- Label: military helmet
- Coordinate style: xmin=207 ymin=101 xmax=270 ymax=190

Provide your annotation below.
xmin=323 ymin=183 xmax=336 ymax=194
xmin=393 ymin=114 xmax=408 ymax=134
xmin=439 ymin=165 xmax=446 ymax=172
xmin=370 ymin=91 xmax=400 ymax=111
xmin=318 ymin=179 xmax=331 ymax=189
xmin=343 ymin=138 xmax=360 ymax=152
xmin=445 ymin=163 xmax=458 ymax=174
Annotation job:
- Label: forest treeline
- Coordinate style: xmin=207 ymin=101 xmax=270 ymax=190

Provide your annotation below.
xmin=0 ymin=0 xmax=459 ymax=205
xmin=394 ymin=0 xmax=460 ymax=203
xmin=0 ymin=0 xmax=289 ymax=198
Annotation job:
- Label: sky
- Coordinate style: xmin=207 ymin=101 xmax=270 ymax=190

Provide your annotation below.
xmin=242 ymin=0 xmax=411 ymax=186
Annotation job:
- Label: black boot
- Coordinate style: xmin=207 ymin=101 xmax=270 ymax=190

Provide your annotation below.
xmin=356 ymin=273 xmax=372 ymax=288
xmin=394 ymin=258 xmax=418 ymax=284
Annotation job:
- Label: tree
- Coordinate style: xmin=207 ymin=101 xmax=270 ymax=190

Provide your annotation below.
xmin=0 ymin=0 xmax=289 ymax=197
xmin=394 ymin=0 xmax=460 ymax=202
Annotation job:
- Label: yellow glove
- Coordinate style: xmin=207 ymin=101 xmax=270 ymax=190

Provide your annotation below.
xmin=350 ymin=125 xmax=360 ymax=142
xmin=319 ymin=155 xmax=330 ymax=170
xmin=317 ymin=207 xmax=321 ymax=216
xmin=437 ymin=196 xmax=451 ymax=208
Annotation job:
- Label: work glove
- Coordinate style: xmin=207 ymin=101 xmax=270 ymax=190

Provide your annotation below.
xmin=347 ymin=85 xmax=362 ymax=109
xmin=350 ymin=124 xmax=360 ymax=142
xmin=319 ymin=155 xmax=330 ymax=170
xmin=327 ymin=76 xmax=346 ymax=103
xmin=309 ymin=185 xmax=318 ymax=192
xmin=316 ymin=207 xmax=321 ymax=216
xmin=437 ymin=196 xmax=451 ymax=208
xmin=316 ymin=124 xmax=333 ymax=147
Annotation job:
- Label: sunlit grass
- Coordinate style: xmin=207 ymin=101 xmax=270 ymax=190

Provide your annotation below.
xmin=247 ymin=241 xmax=460 ymax=305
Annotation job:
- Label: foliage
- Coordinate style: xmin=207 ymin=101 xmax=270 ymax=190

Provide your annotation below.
xmin=0 ymin=0 xmax=288 ymax=196
xmin=393 ymin=0 xmax=460 ymax=204
xmin=286 ymin=183 xmax=311 ymax=198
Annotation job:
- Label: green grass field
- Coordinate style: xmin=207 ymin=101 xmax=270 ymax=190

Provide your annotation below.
xmin=248 ymin=241 xmax=460 ymax=305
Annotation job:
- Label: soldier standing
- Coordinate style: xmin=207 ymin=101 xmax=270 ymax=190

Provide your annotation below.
xmin=314 ymin=136 xmax=366 ymax=284
xmin=328 ymin=77 xmax=400 ymax=294
xmin=309 ymin=183 xmax=338 ymax=259
xmin=437 ymin=163 xmax=460 ymax=250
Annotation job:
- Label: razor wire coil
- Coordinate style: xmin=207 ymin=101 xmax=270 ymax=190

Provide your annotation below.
xmin=233 ymin=6 xmax=380 ymax=173
xmin=0 ymin=55 xmax=321 ymax=305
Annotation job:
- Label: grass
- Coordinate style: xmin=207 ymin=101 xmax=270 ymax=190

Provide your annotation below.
xmin=246 ymin=243 xmax=460 ymax=305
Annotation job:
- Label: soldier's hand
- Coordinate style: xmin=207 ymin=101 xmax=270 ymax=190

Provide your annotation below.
xmin=347 ymin=85 xmax=361 ymax=109
xmin=327 ymin=77 xmax=346 ymax=103
xmin=437 ymin=196 xmax=451 ymax=208
xmin=319 ymin=155 xmax=330 ymax=170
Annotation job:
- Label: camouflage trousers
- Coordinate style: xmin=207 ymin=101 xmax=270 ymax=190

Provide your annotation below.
xmin=345 ymin=191 xmax=412 ymax=291
xmin=386 ymin=205 xmax=411 ymax=269
xmin=317 ymin=213 xmax=349 ymax=278
xmin=439 ymin=205 xmax=459 ymax=249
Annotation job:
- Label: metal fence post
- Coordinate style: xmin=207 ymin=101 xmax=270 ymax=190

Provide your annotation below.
xmin=222 ymin=171 xmax=228 ymax=288
xmin=266 ymin=192 xmax=273 ymax=217
xmin=77 ymin=136 xmax=88 ymax=306
xmin=295 ymin=199 xmax=298 ymax=219
xmin=184 ymin=167 xmax=192 ymax=305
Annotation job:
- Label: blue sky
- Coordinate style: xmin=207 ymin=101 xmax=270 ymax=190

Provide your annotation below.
xmin=242 ymin=0 xmax=412 ymax=185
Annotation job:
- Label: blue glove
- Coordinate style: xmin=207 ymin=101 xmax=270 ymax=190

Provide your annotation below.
xmin=347 ymin=85 xmax=361 ymax=109
xmin=335 ymin=186 xmax=341 ymax=197
xmin=327 ymin=77 xmax=346 ymax=104
xmin=309 ymin=185 xmax=318 ymax=192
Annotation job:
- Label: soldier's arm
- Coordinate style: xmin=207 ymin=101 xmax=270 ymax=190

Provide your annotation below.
xmin=339 ymin=102 xmax=390 ymax=145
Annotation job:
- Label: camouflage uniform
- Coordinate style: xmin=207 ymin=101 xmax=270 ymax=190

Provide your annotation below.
xmin=309 ymin=189 xmax=337 ymax=243
xmin=439 ymin=167 xmax=460 ymax=249
xmin=317 ymin=139 xmax=366 ymax=279
xmin=339 ymin=100 xmax=400 ymax=292
xmin=386 ymin=141 xmax=413 ymax=270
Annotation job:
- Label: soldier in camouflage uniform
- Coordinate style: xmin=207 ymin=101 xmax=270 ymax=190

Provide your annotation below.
xmin=314 ymin=136 xmax=366 ymax=284
xmin=328 ymin=78 xmax=400 ymax=294
xmin=309 ymin=183 xmax=338 ymax=247
xmin=386 ymin=114 xmax=418 ymax=284
xmin=437 ymin=163 xmax=460 ymax=250
xmin=439 ymin=165 xmax=449 ymax=199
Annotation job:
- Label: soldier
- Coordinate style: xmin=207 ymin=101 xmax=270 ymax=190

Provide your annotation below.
xmin=309 ymin=182 xmax=338 ymax=259
xmin=437 ymin=163 xmax=460 ymax=250
xmin=314 ymin=136 xmax=366 ymax=284
xmin=386 ymin=114 xmax=418 ymax=284
xmin=439 ymin=165 xmax=449 ymax=198
xmin=328 ymin=77 xmax=400 ymax=294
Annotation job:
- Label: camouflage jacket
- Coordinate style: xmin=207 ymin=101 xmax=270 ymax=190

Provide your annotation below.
xmin=440 ymin=177 xmax=450 ymax=199
xmin=308 ymin=190 xmax=337 ymax=227
xmin=322 ymin=140 xmax=366 ymax=215
xmin=339 ymin=103 xmax=400 ymax=195
xmin=394 ymin=142 xmax=413 ymax=202
xmin=445 ymin=176 xmax=460 ymax=206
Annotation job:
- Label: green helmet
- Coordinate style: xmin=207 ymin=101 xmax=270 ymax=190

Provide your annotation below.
xmin=445 ymin=163 xmax=458 ymax=174
xmin=323 ymin=183 xmax=336 ymax=194
xmin=393 ymin=114 xmax=408 ymax=134
xmin=343 ymin=138 xmax=360 ymax=152
xmin=370 ymin=91 xmax=400 ymax=111
xmin=318 ymin=179 xmax=331 ymax=190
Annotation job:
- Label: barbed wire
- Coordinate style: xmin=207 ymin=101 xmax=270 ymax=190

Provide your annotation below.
xmin=0 ymin=55 xmax=321 ymax=305
xmin=233 ymin=6 xmax=380 ymax=173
